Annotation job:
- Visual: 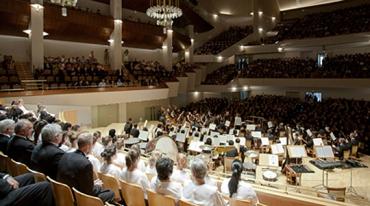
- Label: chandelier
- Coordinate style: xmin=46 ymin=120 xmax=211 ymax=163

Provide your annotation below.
xmin=146 ymin=0 xmax=183 ymax=28
xmin=50 ymin=0 xmax=78 ymax=7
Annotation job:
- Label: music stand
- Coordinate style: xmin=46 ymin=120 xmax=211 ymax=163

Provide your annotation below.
xmin=287 ymin=145 xmax=307 ymax=191
xmin=347 ymin=168 xmax=364 ymax=199
xmin=313 ymin=146 xmax=334 ymax=190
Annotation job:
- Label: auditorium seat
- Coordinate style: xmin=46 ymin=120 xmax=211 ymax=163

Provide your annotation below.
xmin=47 ymin=176 xmax=75 ymax=206
xmin=15 ymin=161 xmax=29 ymax=176
xmin=73 ymin=187 xmax=105 ymax=206
xmin=26 ymin=167 xmax=47 ymax=182
xmin=147 ymin=189 xmax=176 ymax=206
xmin=179 ymin=199 xmax=198 ymax=206
xmin=229 ymin=198 xmax=252 ymax=206
xmin=7 ymin=159 xmax=23 ymax=176
xmin=100 ymin=173 xmax=122 ymax=202
xmin=0 ymin=152 xmax=9 ymax=172
xmin=119 ymin=180 xmax=146 ymax=206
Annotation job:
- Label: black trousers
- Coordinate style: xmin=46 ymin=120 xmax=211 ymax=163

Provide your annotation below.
xmin=93 ymin=185 xmax=114 ymax=203
xmin=0 ymin=173 xmax=54 ymax=206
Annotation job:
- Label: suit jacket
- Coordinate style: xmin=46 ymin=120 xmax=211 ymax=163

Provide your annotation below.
xmin=57 ymin=150 xmax=94 ymax=196
xmin=0 ymin=172 xmax=13 ymax=198
xmin=31 ymin=142 xmax=65 ymax=179
xmin=0 ymin=133 xmax=10 ymax=154
xmin=7 ymin=135 xmax=35 ymax=167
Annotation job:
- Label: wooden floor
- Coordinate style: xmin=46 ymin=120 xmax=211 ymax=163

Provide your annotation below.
xmin=87 ymin=122 xmax=370 ymax=206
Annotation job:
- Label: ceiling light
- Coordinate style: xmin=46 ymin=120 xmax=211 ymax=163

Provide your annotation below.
xmin=23 ymin=29 xmax=48 ymax=36
xmin=250 ymin=12 xmax=254 ymax=16
xmin=258 ymin=11 xmax=263 ymax=16
xmin=258 ymin=27 xmax=263 ymax=32
xmin=272 ymin=16 xmax=276 ymax=21
xmin=31 ymin=3 xmax=44 ymax=11
xmin=278 ymin=47 xmax=283 ymax=52
xmin=146 ymin=0 xmax=182 ymax=27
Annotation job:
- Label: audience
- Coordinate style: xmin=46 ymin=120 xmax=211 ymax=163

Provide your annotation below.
xmin=7 ymin=119 xmax=35 ymax=166
xmin=120 ymin=149 xmax=151 ymax=199
xmin=57 ymin=132 xmax=114 ymax=203
xmin=182 ymin=158 xmax=225 ymax=206
xmin=100 ymin=145 xmax=121 ymax=179
xmin=0 ymin=119 xmax=15 ymax=154
xmin=262 ymin=4 xmax=370 ymax=44
xmin=31 ymin=123 xmax=65 ymax=179
xmin=0 ymin=172 xmax=54 ymax=206
xmin=171 ymin=153 xmax=191 ymax=185
xmin=0 ymin=55 xmax=21 ymax=90
xmin=151 ymin=157 xmax=183 ymax=200
xmin=221 ymin=159 xmax=258 ymax=205
xmin=195 ymin=26 xmax=253 ymax=55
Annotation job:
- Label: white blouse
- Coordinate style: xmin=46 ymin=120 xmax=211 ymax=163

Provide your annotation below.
xmin=120 ymin=168 xmax=150 ymax=199
xmin=100 ymin=163 xmax=121 ymax=179
xmin=171 ymin=169 xmax=190 ymax=185
xmin=150 ymin=177 xmax=183 ymax=200
xmin=220 ymin=178 xmax=258 ymax=205
xmin=182 ymin=181 xmax=226 ymax=206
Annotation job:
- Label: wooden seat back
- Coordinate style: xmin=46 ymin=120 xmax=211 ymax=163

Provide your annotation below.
xmin=73 ymin=187 xmax=104 ymax=206
xmin=100 ymin=173 xmax=121 ymax=202
xmin=26 ymin=167 xmax=46 ymax=182
xmin=119 ymin=179 xmax=146 ymax=206
xmin=47 ymin=176 xmax=75 ymax=206
xmin=147 ymin=189 xmax=176 ymax=206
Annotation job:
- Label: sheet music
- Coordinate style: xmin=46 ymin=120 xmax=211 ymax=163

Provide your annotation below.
xmin=251 ymin=131 xmax=262 ymax=138
xmin=212 ymin=136 xmax=220 ymax=146
xmin=209 ymin=123 xmax=216 ymax=130
xmin=246 ymin=124 xmax=256 ymax=131
xmin=313 ymin=138 xmax=324 ymax=146
xmin=138 ymin=130 xmax=149 ymax=141
xmin=218 ymin=135 xmax=228 ymax=144
xmin=225 ymin=120 xmax=231 ymax=127
xmin=234 ymin=117 xmax=242 ymax=126
xmin=271 ymin=144 xmax=284 ymax=154
xmin=259 ymin=154 xmax=279 ymax=167
xmin=227 ymin=134 xmax=235 ymax=141
xmin=330 ymin=132 xmax=336 ymax=141
xmin=261 ymin=137 xmax=269 ymax=146
xmin=201 ymin=128 xmax=209 ymax=135
xmin=306 ymin=129 xmax=313 ymax=137
xmin=268 ymin=121 xmax=274 ymax=128
xmin=287 ymin=145 xmax=307 ymax=158
xmin=315 ymin=146 xmax=334 ymax=158
xmin=279 ymin=137 xmax=287 ymax=145
xmin=188 ymin=141 xmax=204 ymax=153
xmin=229 ymin=128 xmax=239 ymax=136
xmin=233 ymin=137 xmax=246 ymax=146
xmin=210 ymin=131 xmax=220 ymax=137
xmin=175 ymin=133 xmax=186 ymax=143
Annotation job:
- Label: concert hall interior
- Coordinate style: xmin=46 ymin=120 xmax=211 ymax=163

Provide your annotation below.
xmin=0 ymin=0 xmax=370 ymax=206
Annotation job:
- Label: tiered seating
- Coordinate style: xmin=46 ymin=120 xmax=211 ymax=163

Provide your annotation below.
xmin=195 ymin=26 xmax=253 ymax=55
xmin=34 ymin=56 xmax=129 ymax=89
xmin=202 ymin=64 xmax=238 ymax=85
xmin=126 ymin=60 xmax=177 ymax=86
xmin=262 ymin=4 xmax=370 ymax=44
xmin=0 ymin=55 xmax=21 ymax=90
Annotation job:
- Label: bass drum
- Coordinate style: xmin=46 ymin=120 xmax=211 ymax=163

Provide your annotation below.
xmin=155 ymin=136 xmax=179 ymax=162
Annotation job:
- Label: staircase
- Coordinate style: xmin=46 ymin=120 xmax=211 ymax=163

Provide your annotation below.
xmin=15 ymin=63 xmax=46 ymax=90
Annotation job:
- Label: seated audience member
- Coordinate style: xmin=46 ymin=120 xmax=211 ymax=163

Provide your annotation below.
xmin=131 ymin=144 xmax=147 ymax=172
xmin=0 ymin=172 xmax=54 ymax=206
xmin=221 ymin=159 xmax=258 ymax=205
xmin=32 ymin=120 xmax=48 ymax=144
xmin=151 ymin=157 xmax=183 ymax=200
xmin=57 ymin=132 xmax=114 ymax=203
xmin=120 ymin=149 xmax=150 ymax=199
xmin=171 ymin=153 xmax=190 ymax=185
xmin=0 ymin=119 xmax=15 ymax=154
xmin=91 ymin=131 xmax=104 ymax=157
xmin=182 ymin=158 xmax=225 ymax=206
xmin=146 ymin=150 xmax=161 ymax=176
xmin=124 ymin=118 xmax=133 ymax=135
xmin=112 ymin=138 xmax=126 ymax=168
xmin=31 ymin=124 xmax=65 ymax=179
xmin=7 ymin=119 xmax=35 ymax=166
xmin=100 ymin=146 xmax=121 ymax=178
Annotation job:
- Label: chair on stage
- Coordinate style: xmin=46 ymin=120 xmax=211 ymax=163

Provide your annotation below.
xmin=26 ymin=167 xmax=46 ymax=182
xmin=179 ymin=199 xmax=198 ymax=206
xmin=47 ymin=176 xmax=75 ymax=206
xmin=100 ymin=173 xmax=122 ymax=202
xmin=224 ymin=157 xmax=236 ymax=173
xmin=73 ymin=187 xmax=105 ymax=206
xmin=147 ymin=189 xmax=176 ymax=206
xmin=119 ymin=179 xmax=146 ymax=206
xmin=0 ymin=152 xmax=9 ymax=172
xmin=229 ymin=198 xmax=253 ymax=206
xmin=343 ymin=150 xmax=351 ymax=160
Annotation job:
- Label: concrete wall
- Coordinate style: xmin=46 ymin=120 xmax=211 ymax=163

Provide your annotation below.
xmin=126 ymin=98 xmax=169 ymax=122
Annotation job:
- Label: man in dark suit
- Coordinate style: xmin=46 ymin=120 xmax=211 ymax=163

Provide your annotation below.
xmin=7 ymin=119 xmax=35 ymax=166
xmin=124 ymin=118 xmax=133 ymax=135
xmin=225 ymin=140 xmax=238 ymax=157
xmin=0 ymin=119 xmax=15 ymax=154
xmin=0 ymin=172 xmax=54 ymax=206
xmin=57 ymin=132 xmax=114 ymax=203
xmin=31 ymin=123 xmax=65 ymax=179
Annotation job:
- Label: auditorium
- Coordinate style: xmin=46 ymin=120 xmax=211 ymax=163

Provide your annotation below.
xmin=0 ymin=0 xmax=369 ymax=205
